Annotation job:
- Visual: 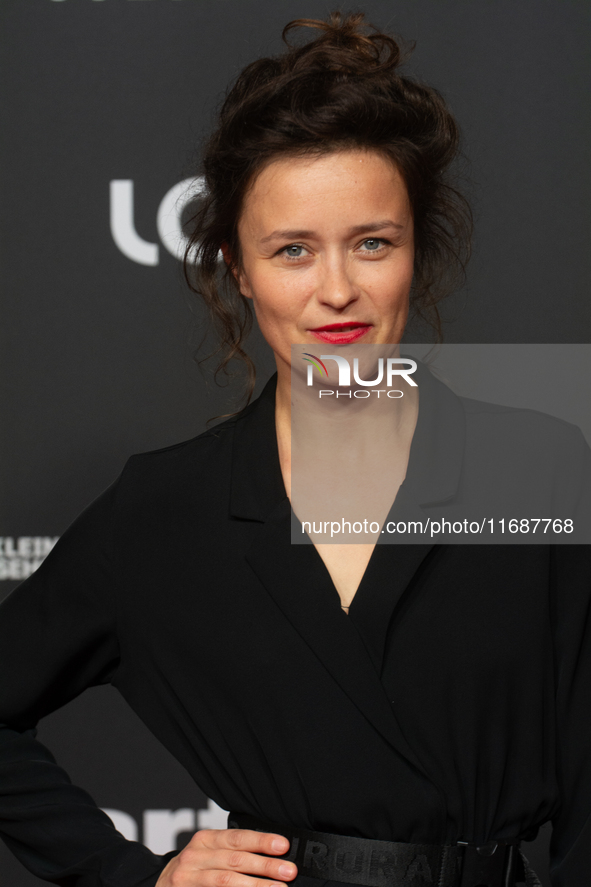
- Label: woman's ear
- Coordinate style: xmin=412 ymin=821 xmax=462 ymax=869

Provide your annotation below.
xmin=239 ymin=274 xmax=253 ymax=300
xmin=221 ymin=242 xmax=253 ymax=300
xmin=220 ymin=242 xmax=233 ymax=267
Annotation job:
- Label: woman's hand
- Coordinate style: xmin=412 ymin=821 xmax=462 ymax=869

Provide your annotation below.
xmin=155 ymin=828 xmax=298 ymax=887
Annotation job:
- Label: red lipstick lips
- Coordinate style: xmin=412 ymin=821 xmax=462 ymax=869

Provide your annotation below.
xmin=309 ymin=322 xmax=372 ymax=344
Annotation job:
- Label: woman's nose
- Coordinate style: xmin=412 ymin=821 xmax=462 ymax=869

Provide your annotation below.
xmin=317 ymin=257 xmax=359 ymax=308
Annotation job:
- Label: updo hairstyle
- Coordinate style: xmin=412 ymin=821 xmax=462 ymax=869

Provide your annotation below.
xmin=184 ymin=11 xmax=472 ymax=402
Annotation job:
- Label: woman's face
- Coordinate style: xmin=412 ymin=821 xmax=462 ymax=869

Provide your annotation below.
xmin=235 ymin=149 xmax=415 ymax=377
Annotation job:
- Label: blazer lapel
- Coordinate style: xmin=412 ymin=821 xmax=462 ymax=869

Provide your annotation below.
xmin=347 ymin=542 xmax=439 ymax=677
xmin=230 ymin=373 xmax=443 ymax=782
xmin=347 ymin=360 xmax=467 ymax=674
xmin=251 ymin=360 xmax=466 ymax=682
xmin=244 ymin=499 xmax=437 ymax=782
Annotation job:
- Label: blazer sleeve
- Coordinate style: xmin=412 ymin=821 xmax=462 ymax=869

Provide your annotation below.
xmin=0 ymin=476 xmax=176 ymax=887
xmin=549 ymin=544 xmax=591 ymax=886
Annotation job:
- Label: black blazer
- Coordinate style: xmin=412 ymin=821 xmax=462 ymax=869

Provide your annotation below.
xmin=0 ymin=367 xmax=590 ymax=887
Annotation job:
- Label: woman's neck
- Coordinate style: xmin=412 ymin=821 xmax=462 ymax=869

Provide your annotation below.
xmin=273 ymin=360 xmax=419 ymax=502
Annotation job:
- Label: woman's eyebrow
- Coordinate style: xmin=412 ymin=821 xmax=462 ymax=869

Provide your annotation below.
xmin=259 ymin=220 xmax=405 ymax=244
xmin=259 ymin=229 xmax=314 ymax=244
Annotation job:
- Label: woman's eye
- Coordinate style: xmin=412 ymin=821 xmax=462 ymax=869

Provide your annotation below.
xmin=282 ymin=244 xmax=307 ymax=258
xmin=360 ymin=238 xmax=385 ymax=251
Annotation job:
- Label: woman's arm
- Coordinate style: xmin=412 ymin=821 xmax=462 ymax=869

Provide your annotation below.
xmin=0 ymin=477 xmax=297 ymax=887
xmin=0 ymin=478 xmax=176 ymax=886
xmin=549 ymin=544 xmax=591 ymax=886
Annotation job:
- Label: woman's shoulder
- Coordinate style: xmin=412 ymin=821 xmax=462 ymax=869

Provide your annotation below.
xmin=123 ymin=408 xmax=249 ymax=478
xmin=117 ymin=378 xmax=274 ymax=495
xmin=456 ymin=394 xmax=591 ymax=540
xmin=132 ymin=416 xmax=236 ymax=460
xmin=459 ymin=393 xmax=588 ymax=452
xmin=122 ymin=432 xmax=230 ymax=503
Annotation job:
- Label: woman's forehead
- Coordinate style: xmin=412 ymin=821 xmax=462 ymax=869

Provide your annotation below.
xmin=250 ymin=148 xmax=403 ymax=192
xmin=239 ymin=150 xmax=411 ymax=235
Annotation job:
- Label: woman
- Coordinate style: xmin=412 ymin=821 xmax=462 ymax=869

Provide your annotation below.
xmin=0 ymin=12 xmax=589 ymax=887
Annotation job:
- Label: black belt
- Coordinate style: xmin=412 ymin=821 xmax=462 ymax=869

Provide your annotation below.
xmin=228 ymin=813 xmax=528 ymax=887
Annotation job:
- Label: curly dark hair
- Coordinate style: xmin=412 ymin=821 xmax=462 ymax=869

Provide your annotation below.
xmin=183 ymin=10 xmax=472 ymax=405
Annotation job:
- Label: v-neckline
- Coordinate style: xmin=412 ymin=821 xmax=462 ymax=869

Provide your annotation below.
xmin=301 ymin=519 xmax=433 ymax=675
xmin=327 ymin=537 xmax=439 ymax=674
xmin=344 ymin=550 xmax=373 ymax=617
xmin=232 ymin=359 xmax=464 ymax=671
xmin=244 ymin=497 xmax=438 ymax=783
xmin=310 ymin=540 xmax=379 ymax=616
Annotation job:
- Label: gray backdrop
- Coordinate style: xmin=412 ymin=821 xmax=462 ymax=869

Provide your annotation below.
xmin=1 ymin=1 xmax=590 ymax=884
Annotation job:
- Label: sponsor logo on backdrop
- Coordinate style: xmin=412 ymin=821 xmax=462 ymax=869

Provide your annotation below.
xmin=110 ymin=178 xmax=205 ymax=266
xmin=0 ymin=537 xmax=58 ymax=580
xmin=102 ymin=799 xmax=228 ymax=854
